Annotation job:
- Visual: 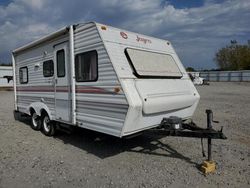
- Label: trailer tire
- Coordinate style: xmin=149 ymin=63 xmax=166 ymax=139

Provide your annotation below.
xmin=13 ymin=110 xmax=21 ymax=121
xmin=41 ymin=113 xmax=55 ymax=136
xmin=30 ymin=111 xmax=41 ymax=131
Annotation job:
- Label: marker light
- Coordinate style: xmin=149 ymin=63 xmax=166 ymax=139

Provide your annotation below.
xmin=101 ymin=26 xmax=107 ymax=30
xmin=114 ymin=87 xmax=121 ymax=93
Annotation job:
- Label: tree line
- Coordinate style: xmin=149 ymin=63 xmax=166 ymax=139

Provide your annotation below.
xmin=187 ymin=40 xmax=250 ymax=71
xmin=0 ymin=63 xmax=12 ymax=66
xmin=214 ymin=40 xmax=250 ymax=70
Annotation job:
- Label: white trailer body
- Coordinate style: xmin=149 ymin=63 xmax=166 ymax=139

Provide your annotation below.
xmin=12 ymin=22 xmax=200 ymax=137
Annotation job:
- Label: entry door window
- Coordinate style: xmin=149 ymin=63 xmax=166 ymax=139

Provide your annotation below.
xmin=57 ymin=49 xmax=65 ymax=77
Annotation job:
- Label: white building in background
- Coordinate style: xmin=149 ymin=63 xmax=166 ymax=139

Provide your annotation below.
xmin=0 ymin=66 xmax=13 ymax=88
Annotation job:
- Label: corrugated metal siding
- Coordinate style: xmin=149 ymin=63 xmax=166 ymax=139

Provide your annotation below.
xmin=17 ymin=94 xmax=55 ymax=116
xmin=16 ymin=55 xmax=55 ymax=116
xmin=74 ymin=23 xmax=128 ymax=137
xmin=14 ymin=23 xmax=129 ymax=137
xmin=16 ymin=54 xmax=54 ymax=84
xmin=15 ymin=35 xmax=68 ymax=117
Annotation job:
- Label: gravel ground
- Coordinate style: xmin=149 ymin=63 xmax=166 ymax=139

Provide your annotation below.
xmin=0 ymin=82 xmax=249 ymax=188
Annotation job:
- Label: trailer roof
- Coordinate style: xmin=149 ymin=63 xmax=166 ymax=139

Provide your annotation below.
xmin=95 ymin=22 xmax=170 ymax=43
xmin=12 ymin=21 xmax=171 ymax=55
xmin=12 ymin=26 xmax=69 ymax=54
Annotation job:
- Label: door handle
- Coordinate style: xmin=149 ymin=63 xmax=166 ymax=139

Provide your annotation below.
xmin=52 ymin=79 xmax=57 ymax=86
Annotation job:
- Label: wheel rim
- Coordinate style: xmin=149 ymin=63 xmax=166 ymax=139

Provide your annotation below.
xmin=43 ymin=116 xmax=50 ymax=132
xmin=32 ymin=113 xmax=39 ymax=128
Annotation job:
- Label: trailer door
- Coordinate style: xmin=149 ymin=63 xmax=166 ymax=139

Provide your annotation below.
xmin=54 ymin=42 xmax=70 ymax=122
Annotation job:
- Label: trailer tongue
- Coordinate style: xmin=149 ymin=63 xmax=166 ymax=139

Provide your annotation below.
xmin=148 ymin=109 xmax=227 ymax=174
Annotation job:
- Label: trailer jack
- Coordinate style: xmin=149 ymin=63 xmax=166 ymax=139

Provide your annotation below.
xmin=152 ymin=109 xmax=227 ymax=174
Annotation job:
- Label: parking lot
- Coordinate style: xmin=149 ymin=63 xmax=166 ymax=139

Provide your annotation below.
xmin=0 ymin=82 xmax=249 ymax=187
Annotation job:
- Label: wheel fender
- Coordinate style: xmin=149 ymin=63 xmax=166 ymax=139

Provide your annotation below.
xmin=28 ymin=102 xmax=53 ymax=120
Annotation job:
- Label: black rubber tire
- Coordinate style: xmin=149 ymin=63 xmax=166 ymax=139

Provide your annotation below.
xmin=41 ymin=113 xmax=55 ymax=136
xmin=30 ymin=112 xmax=41 ymax=131
xmin=13 ymin=110 xmax=21 ymax=121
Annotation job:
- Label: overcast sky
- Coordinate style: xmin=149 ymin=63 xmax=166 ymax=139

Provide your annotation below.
xmin=0 ymin=0 xmax=249 ymax=69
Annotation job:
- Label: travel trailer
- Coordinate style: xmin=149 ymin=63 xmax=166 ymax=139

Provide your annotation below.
xmin=12 ymin=22 xmax=200 ymax=137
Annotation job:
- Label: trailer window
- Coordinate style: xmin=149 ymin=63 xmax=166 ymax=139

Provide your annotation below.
xmin=43 ymin=60 xmax=54 ymax=77
xmin=57 ymin=49 xmax=65 ymax=77
xmin=19 ymin=67 xmax=28 ymax=84
xmin=75 ymin=50 xmax=98 ymax=82
xmin=125 ymin=48 xmax=182 ymax=78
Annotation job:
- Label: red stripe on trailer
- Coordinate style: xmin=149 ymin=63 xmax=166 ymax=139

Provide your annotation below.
xmin=16 ymin=86 xmax=117 ymax=94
